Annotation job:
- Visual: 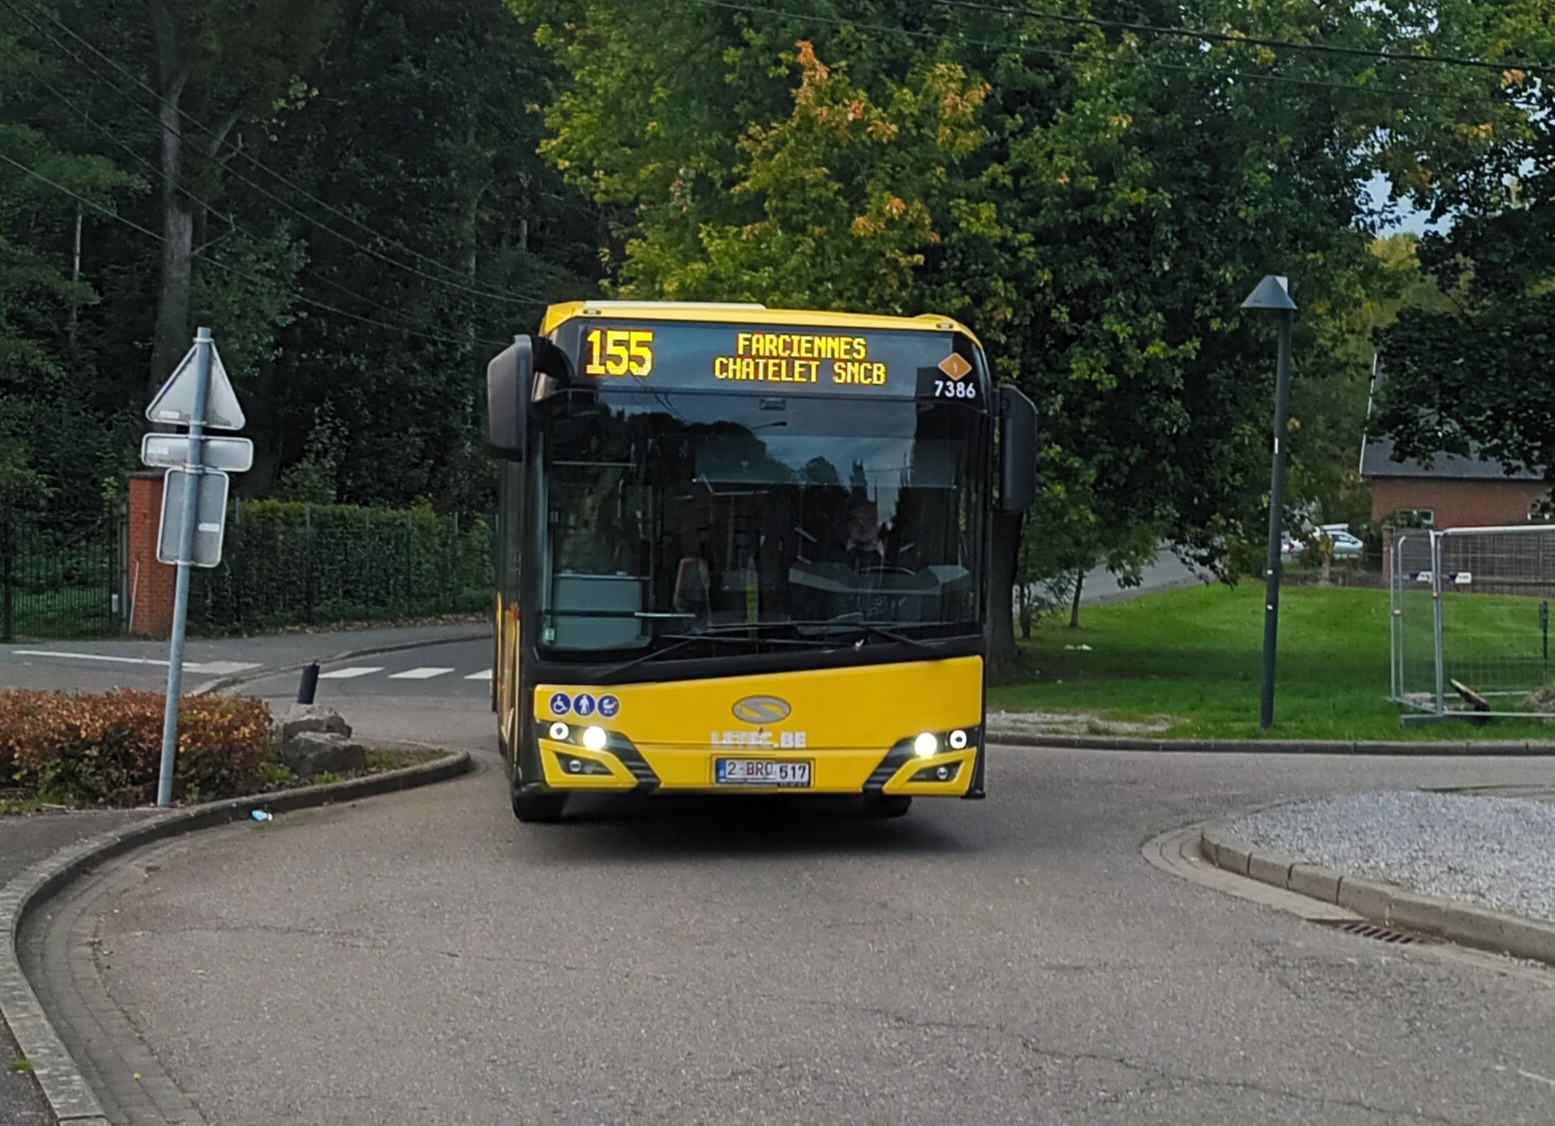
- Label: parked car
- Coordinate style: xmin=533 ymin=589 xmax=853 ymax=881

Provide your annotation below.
xmin=1281 ymin=528 xmax=1364 ymax=559
xmin=1322 ymin=530 xmax=1364 ymax=557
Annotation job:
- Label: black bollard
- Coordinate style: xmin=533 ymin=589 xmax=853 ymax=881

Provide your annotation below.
xmin=297 ymin=661 xmax=320 ymax=705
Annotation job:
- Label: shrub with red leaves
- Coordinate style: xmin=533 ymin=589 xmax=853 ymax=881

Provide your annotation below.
xmin=0 ymin=689 xmax=273 ymax=807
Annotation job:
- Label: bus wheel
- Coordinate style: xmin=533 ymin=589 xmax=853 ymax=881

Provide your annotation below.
xmin=863 ymin=794 xmax=911 ymax=818
xmin=512 ymin=782 xmax=567 ymax=823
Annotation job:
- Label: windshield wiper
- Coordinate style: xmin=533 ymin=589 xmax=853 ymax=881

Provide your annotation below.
xmin=682 ymin=618 xmax=938 ymax=651
xmin=793 ymin=620 xmax=934 ymax=651
xmin=600 ymin=618 xmax=938 ymax=677
xmin=600 ymin=629 xmax=832 ymax=678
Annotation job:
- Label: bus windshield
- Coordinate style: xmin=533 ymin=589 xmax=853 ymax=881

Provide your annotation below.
xmin=531 ymin=388 xmax=989 ymax=657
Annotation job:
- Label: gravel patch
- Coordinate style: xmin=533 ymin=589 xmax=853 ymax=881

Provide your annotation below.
xmin=987 ymin=709 xmax=1177 ymax=736
xmin=1231 ymin=790 xmax=1555 ymax=925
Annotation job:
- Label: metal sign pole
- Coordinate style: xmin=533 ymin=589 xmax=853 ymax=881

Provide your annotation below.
xmin=156 ymin=327 xmax=212 ymax=808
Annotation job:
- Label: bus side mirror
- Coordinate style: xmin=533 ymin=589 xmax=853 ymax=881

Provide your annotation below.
xmin=486 ymin=336 xmax=534 ymax=461
xmin=998 ymin=384 xmax=1037 ymax=513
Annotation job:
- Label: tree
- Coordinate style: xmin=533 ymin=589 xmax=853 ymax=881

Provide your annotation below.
xmin=142 ymin=0 xmax=342 ymax=395
xmin=524 ymin=0 xmax=1493 ymax=670
xmin=1371 ymin=96 xmax=1555 ymax=478
xmin=3 ymin=0 xmax=605 ymax=522
xmin=0 ymin=5 xmax=141 ymax=518
xmin=230 ymin=0 xmax=603 ymax=508
xmin=1357 ymin=2 xmax=1555 ymax=480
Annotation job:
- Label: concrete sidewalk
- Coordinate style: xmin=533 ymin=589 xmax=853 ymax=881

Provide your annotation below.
xmin=2 ymin=811 xmax=157 ymax=1126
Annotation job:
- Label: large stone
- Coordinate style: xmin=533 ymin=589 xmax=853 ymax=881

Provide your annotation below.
xmin=283 ymin=731 xmax=367 ymax=778
xmin=280 ymin=704 xmax=352 ymax=745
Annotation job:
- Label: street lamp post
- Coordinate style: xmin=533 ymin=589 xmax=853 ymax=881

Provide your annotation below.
xmin=1242 ymin=276 xmax=1298 ymax=729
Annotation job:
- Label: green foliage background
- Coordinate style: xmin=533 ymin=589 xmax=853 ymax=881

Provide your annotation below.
xmin=1 ymin=0 xmax=1548 ymax=644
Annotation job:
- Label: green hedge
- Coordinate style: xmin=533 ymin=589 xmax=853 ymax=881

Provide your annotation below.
xmin=189 ymin=500 xmax=492 ymax=633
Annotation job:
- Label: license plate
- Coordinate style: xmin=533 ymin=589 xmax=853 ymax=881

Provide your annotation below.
xmin=715 ymin=758 xmax=812 ymax=787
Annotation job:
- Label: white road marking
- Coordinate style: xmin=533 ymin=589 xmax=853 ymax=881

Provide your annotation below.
xmin=11 ymin=650 xmax=259 ymax=675
xmin=318 ymin=666 xmax=385 ymax=680
xmin=465 ymin=669 xmax=493 ymax=680
xmin=389 ymin=667 xmax=455 ymax=680
xmin=184 ymin=660 xmax=260 ymax=676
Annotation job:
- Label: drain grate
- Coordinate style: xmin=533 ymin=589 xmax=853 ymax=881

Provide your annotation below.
xmin=1311 ymin=918 xmax=1439 ymax=946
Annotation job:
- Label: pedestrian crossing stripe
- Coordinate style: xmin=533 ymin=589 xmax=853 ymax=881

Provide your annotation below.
xmin=313 ymin=664 xmax=494 ymax=682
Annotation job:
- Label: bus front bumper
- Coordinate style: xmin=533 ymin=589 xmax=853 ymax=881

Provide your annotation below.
xmin=535 ymin=734 xmax=979 ymax=798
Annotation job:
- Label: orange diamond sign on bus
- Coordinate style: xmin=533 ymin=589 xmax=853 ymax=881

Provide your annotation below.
xmin=937 ymin=353 xmax=972 ymax=380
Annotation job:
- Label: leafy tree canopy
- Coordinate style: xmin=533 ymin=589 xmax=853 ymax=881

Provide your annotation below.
xmin=1367 ymin=2 xmax=1555 ymax=480
xmin=523 ymin=1 xmax=1484 ymax=592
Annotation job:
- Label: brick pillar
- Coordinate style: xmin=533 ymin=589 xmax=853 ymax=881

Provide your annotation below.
xmin=127 ymin=471 xmax=175 ymax=637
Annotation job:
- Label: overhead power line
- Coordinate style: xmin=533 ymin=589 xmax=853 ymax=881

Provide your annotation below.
xmin=911 ymin=0 xmax=1544 ymax=76
xmin=13 ymin=58 xmax=465 ymax=330
xmin=4 ymin=0 xmax=549 ymax=309
xmin=0 ymin=150 xmax=510 ymax=349
xmin=688 ymin=0 xmax=1519 ymax=105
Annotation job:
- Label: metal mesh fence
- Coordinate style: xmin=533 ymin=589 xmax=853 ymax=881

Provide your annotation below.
xmin=188 ymin=502 xmax=493 ymax=634
xmin=1390 ymin=525 xmax=1555 ymax=718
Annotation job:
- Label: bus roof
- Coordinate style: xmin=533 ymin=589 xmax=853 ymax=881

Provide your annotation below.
xmin=539 ymin=300 xmax=981 ymax=345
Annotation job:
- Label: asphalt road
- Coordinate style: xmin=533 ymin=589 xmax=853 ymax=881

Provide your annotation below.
xmin=12 ymin=623 xmax=1555 ymax=1124
xmin=0 ymin=625 xmax=490 ymax=700
xmin=23 ymin=737 xmax=1555 ymax=1126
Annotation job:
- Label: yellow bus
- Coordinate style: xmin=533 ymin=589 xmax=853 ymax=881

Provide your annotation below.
xmin=487 ymin=301 xmax=1034 ymax=821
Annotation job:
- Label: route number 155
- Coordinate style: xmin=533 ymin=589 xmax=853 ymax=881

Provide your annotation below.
xmin=585 ymin=329 xmax=655 ymax=377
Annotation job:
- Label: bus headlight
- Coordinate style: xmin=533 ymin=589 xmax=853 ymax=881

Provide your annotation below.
xmin=913 ymin=732 xmax=938 ymax=758
xmin=582 ymin=725 xmax=608 ymax=751
xmin=549 ymin=722 xmax=570 ymax=741
xmin=948 ymin=729 xmax=968 ymax=750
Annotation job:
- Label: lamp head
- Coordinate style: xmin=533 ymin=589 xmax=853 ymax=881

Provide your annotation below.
xmin=1242 ymin=275 xmax=1297 ymax=311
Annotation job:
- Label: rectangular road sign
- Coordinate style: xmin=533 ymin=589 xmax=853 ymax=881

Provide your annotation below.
xmin=156 ymin=468 xmax=230 ymax=568
xmin=141 ymin=433 xmax=254 ymax=472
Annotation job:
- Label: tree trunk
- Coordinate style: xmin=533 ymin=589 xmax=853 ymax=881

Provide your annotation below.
xmin=148 ymin=0 xmax=191 ymax=397
xmin=1069 ymin=569 xmax=1084 ymax=628
xmin=151 ymin=178 xmax=194 ymax=395
xmin=986 ymin=510 xmax=1024 ymax=676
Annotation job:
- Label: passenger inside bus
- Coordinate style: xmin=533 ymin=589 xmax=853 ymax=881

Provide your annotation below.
xmin=840 ymin=498 xmax=888 ymax=571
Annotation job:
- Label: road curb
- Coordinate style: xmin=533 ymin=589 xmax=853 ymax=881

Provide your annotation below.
xmin=196 ymin=628 xmax=491 ymax=696
xmin=1197 ymin=820 xmax=1555 ymax=967
xmin=0 ymin=750 xmax=473 ymax=1126
xmin=988 ymin=730 xmax=1555 ymax=755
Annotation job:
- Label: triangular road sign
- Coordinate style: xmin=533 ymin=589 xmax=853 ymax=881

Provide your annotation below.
xmin=146 ymin=341 xmax=246 ymax=430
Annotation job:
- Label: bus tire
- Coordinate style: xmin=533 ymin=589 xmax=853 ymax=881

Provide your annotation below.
xmin=512 ymin=783 xmax=567 ymax=823
xmin=863 ymin=794 xmax=912 ymax=818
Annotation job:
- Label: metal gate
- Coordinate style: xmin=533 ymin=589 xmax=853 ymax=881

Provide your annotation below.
xmin=0 ymin=503 xmax=126 ymax=641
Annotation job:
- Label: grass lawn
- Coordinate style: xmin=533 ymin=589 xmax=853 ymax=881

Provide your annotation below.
xmin=989 ymin=581 xmax=1555 ymax=742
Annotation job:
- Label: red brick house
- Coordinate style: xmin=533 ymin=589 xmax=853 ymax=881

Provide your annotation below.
xmin=1361 ymin=434 xmax=1549 ymax=529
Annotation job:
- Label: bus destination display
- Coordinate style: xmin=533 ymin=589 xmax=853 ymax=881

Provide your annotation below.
xmin=571 ymin=320 xmax=977 ymax=399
